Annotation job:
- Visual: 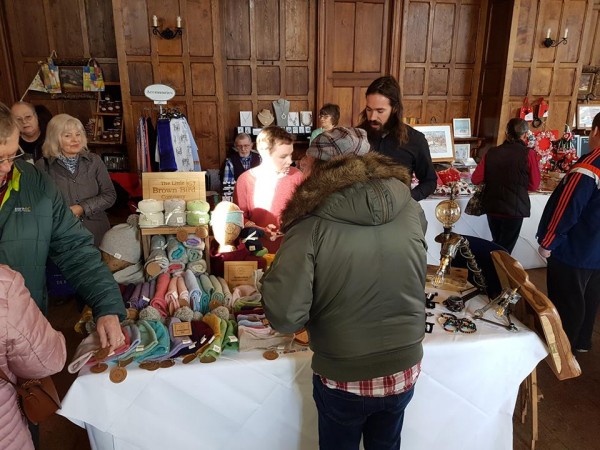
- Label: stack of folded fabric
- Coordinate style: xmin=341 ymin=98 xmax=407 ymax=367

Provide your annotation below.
xmin=145 ymin=235 xmax=169 ymax=279
xmin=186 ymin=200 xmax=210 ymax=226
xmin=235 ymin=308 xmax=293 ymax=352
xmin=137 ymin=199 xmax=165 ymax=228
xmin=164 ymin=198 xmax=187 ymax=227
xmin=166 ymin=235 xmax=188 ymax=274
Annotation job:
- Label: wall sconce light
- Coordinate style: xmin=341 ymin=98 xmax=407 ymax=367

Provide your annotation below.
xmin=152 ymin=15 xmax=183 ymax=40
xmin=543 ymin=28 xmax=568 ymax=48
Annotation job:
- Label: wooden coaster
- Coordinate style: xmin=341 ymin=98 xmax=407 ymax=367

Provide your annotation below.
xmin=90 ymin=363 xmax=108 ymax=373
xmin=200 ymin=354 xmax=216 ymax=364
xmin=109 ymin=367 xmax=127 ymax=383
xmin=159 ymin=359 xmax=175 ymax=368
xmin=263 ymin=350 xmax=279 ymax=361
xmin=195 ymin=226 xmax=209 ymax=238
xmin=294 ymin=330 xmax=309 ymax=346
xmin=139 ymin=361 xmax=160 ymax=371
xmin=94 ymin=347 xmax=111 ymax=361
xmin=182 ymin=354 xmax=197 ymax=364
xmin=176 ymin=229 xmax=188 ymax=243
xmin=118 ymin=356 xmax=134 ymax=367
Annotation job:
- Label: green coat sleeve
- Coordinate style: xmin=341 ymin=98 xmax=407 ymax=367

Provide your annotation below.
xmin=45 ymin=173 xmax=126 ymax=321
xmin=261 ymin=221 xmax=315 ymax=334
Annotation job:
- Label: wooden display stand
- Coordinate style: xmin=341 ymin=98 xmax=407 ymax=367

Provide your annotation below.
xmin=491 ymin=250 xmax=581 ymax=450
xmin=139 ymin=172 xmax=209 ymax=271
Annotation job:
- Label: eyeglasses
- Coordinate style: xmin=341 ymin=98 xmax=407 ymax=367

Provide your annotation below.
xmin=15 ymin=114 xmax=36 ymax=125
xmin=236 ymin=144 xmax=253 ymax=149
xmin=0 ymin=147 xmax=25 ymax=165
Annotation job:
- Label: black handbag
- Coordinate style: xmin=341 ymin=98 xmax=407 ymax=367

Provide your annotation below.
xmin=465 ymin=183 xmax=485 ymax=216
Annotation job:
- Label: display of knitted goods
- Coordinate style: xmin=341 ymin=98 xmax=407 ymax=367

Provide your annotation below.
xmin=164 ymin=199 xmax=187 ymax=226
xmin=210 ymin=201 xmax=244 ymax=253
xmin=137 ymin=199 xmax=165 ymax=228
xmin=433 ymin=180 xmax=475 ymax=196
xmin=236 ymin=308 xmax=294 ymax=352
xmin=186 ymin=200 xmax=210 ymax=226
xmin=239 ymin=227 xmax=268 ymax=257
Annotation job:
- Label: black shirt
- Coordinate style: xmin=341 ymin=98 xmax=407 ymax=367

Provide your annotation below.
xmin=19 ymin=134 xmax=45 ymax=162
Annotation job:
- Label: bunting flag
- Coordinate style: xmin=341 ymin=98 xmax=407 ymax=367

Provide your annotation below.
xmin=20 ymin=70 xmax=47 ymax=100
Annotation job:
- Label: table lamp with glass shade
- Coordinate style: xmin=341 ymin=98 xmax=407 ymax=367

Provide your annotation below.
xmin=431 ymin=188 xmax=487 ymax=301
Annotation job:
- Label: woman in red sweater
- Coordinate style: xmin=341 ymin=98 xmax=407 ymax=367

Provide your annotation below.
xmin=233 ymin=126 xmax=303 ymax=253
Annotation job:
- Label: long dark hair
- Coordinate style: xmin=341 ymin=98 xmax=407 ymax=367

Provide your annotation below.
xmin=358 ymin=76 xmax=408 ymax=144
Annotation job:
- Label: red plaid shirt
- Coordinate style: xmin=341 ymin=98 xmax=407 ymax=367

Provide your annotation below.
xmin=318 ymin=362 xmax=421 ymax=397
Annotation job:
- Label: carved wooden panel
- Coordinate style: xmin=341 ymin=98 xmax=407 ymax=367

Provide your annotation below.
xmin=400 ymin=0 xmax=487 ymax=126
xmin=510 ymin=68 xmax=530 ymax=96
xmin=128 ymin=62 xmax=154 ymax=96
xmin=227 ymin=66 xmax=252 ymax=95
xmin=158 ymin=63 xmax=186 ymax=94
xmin=223 ymin=0 xmax=315 ymax=142
xmin=255 ymin=0 xmax=280 ymax=60
xmin=354 ymin=2 xmax=384 ymax=72
xmin=223 ymin=0 xmax=250 ymax=59
xmin=191 ymin=63 xmax=216 ymax=95
xmin=555 ymin=68 xmax=576 ymax=96
xmin=319 ymin=0 xmax=389 ymax=126
xmin=187 ymin=0 xmax=214 ymax=57
xmin=120 ymin=2 xmax=151 ymax=55
xmin=85 ymin=0 xmax=117 ymax=58
xmin=192 ymin=101 xmax=219 ymax=168
xmin=286 ymin=0 xmax=310 ymax=60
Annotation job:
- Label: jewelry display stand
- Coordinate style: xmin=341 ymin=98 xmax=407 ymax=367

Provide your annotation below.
xmin=273 ymin=99 xmax=290 ymax=127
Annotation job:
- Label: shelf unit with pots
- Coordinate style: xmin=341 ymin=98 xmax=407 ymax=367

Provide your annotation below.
xmin=89 ymin=82 xmax=124 ymax=145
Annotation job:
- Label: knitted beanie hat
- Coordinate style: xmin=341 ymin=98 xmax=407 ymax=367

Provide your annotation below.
xmin=307 ymin=127 xmax=370 ymax=161
xmin=68 ymin=332 xmax=102 ymax=373
xmin=99 ymin=215 xmax=142 ymax=264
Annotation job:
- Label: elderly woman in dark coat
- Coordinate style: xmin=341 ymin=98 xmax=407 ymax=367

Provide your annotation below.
xmin=36 ymin=114 xmax=116 ymax=246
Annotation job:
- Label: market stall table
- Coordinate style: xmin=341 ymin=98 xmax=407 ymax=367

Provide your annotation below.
xmin=421 ymin=192 xmax=550 ymax=269
xmin=59 ymin=294 xmax=547 ymax=450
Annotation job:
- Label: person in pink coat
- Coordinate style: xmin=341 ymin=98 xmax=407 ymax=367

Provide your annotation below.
xmin=0 ymin=265 xmax=66 ymax=450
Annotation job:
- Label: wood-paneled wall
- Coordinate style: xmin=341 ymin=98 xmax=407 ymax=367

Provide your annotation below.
xmin=1 ymin=0 xmax=119 ymax=122
xmin=478 ymin=0 xmax=597 ymax=147
xmin=2 ymin=0 xmax=600 ymax=171
xmin=113 ymin=0 xmax=316 ymax=171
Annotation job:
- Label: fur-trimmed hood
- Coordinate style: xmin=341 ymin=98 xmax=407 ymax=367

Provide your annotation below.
xmin=281 ymin=152 xmax=413 ymax=232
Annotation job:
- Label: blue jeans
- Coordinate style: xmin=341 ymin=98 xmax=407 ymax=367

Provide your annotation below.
xmin=312 ymin=374 xmax=415 ymax=450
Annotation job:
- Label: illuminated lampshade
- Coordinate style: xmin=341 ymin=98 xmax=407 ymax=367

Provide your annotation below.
xmin=435 ymin=199 xmax=461 ymax=229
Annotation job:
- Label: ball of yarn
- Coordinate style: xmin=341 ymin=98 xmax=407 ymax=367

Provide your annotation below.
xmin=211 ymin=305 xmax=230 ymax=321
xmin=174 ymin=306 xmax=194 ymax=322
xmin=139 ymin=306 xmax=162 ymax=321
xmin=192 ymin=311 xmax=204 ymax=321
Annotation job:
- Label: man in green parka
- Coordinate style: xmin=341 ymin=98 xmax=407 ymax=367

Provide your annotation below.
xmin=0 ymin=102 xmax=125 ymax=350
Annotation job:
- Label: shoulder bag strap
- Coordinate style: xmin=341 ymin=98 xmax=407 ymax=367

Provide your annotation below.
xmin=0 ymin=367 xmax=16 ymax=386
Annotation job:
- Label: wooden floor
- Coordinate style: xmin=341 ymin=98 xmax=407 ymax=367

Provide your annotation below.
xmin=41 ymin=268 xmax=599 ymax=450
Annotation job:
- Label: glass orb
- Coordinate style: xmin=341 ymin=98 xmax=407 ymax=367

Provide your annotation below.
xmin=435 ymin=199 xmax=461 ymax=228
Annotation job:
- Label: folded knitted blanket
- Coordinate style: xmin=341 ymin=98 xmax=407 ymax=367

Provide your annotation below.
xmin=209 ymin=274 xmax=224 ymax=304
xmin=149 ymin=273 xmax=170 ymax=317
xmin=182 ymin=234 xmax=206 ymax=250
xmin=166 ymin=276 xmax=179 ymax=315
xmin=167 ymin=236 xmax=188 ymax=262
xmin=187 ymin=260 xmax=207 ymax=275
xmin=186 ymin=247 xmax=203 ymax=262
xmin=183 ymin=269 xmax=202 ymax=312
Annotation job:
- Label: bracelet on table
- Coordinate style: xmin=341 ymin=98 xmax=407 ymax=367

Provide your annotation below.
xmin=442 ymin=317 xmax=460 ymax=333
xmin=458 ymin=318 xmax=477 ymax=334
xmin=440 ymin=312 xmax=457 ymax=320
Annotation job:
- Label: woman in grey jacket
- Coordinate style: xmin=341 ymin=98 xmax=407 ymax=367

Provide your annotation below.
xmin=36 ymin=114 xmax=116 ymax=246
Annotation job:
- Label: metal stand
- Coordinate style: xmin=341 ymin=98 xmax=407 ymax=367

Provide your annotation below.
xmin=472 ymin=287 xmax=522 ymax=331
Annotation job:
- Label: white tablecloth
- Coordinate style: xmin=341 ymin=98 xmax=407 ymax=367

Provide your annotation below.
xmin=421 ymin=193 xmax=550 ymax=269
xmin=59 ymin=296 xmax=547 ymax=450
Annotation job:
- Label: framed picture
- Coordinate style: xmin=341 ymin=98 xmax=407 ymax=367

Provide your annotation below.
xmin=452 ymin=118 xmax=471 ymax=138
xmin=578 ymin=73 xmax=595 ymax=98
xmin=454 ymin=143 xmax=471 ymax=162
xmin=414 ymin=124 xmax=455 ymax=162
xmin=576 ymin=103 xmax=600 ymax=130
xmin=58 ymin=66 xmax=84 ymax=92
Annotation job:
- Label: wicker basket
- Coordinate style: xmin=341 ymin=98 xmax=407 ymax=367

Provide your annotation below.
xmin=540 ymin=172 xmax=565 ymax=191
